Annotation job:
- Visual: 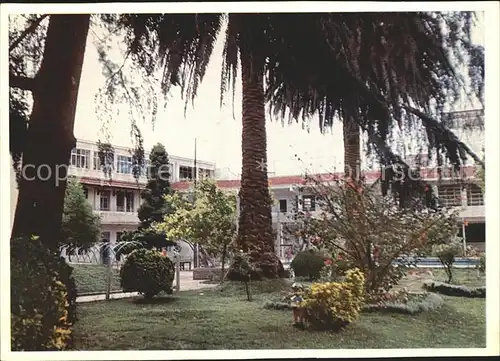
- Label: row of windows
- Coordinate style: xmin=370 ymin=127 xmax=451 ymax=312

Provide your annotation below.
xmin=70 ymin=148 xmax=152 ymax=175
xmin=83 ymin=188 xmax=136 ymax=212
xmin=179 ymin=166 xmax=214 ymax=180
xmin=71 ymin=148 xmax=213 ymax=179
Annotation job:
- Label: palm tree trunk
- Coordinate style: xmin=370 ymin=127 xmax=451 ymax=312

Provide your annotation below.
xmin=11 ymin=15 xmax=90 ymax=251
xmin=343 ymin=116 xmax=361 ymax=181
xmin=237 ymin=44 xmax=274 ymax=255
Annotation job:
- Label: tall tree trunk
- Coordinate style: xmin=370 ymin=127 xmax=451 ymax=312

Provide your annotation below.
xmin=226 ymin=18 xmax=284 ymax=280
xmin=237 ymin=45 xmax=274 ymax=255
xmin=11 ymin=15 xmax=90 ymax=251
xmin=343 ymin=116 xmax=361 ymax=181
xmin=343 ymin=116 xmax=362 ymax=258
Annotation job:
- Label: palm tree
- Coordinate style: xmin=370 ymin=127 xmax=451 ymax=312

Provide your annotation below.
xmin=264 ymin=12 xmax=484 ymax=185
xmin=110 ymin=12 xmax=483 ymax=278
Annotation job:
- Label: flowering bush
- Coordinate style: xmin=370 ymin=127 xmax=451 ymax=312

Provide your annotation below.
xmin=301 ymin=268 xmax=365 ymax=331
xmin=294 ymin=176 xmax=460 ymax=302
xmin=319 ymin=254 xmax=353 ymax=282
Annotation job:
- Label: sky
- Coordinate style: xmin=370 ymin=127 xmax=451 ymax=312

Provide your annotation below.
xmin=72 ymin=13 xmax=484 ymax=179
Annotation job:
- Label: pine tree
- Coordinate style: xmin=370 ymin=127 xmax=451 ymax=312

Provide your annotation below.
xmin=137 ymin=143 xmax=172 ymax=230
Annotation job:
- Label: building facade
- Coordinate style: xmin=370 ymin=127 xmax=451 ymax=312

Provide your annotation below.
xmin=172 ymin=109 xmax=486 ymax=258
xmin=67 ymin=139 xmax=216 ymax=245
xmin=9 ymin=109 xmax=484 ymax=263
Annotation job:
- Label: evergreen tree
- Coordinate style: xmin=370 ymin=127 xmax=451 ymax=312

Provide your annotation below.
xmin=137 ymin=143 xmax=172 ymax=230
xmin=60 ymin=177 xmax=101 ymax=253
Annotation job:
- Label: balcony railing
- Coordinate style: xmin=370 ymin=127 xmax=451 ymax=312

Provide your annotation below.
xmin=95 ymin=210 xmax=139 ymax=225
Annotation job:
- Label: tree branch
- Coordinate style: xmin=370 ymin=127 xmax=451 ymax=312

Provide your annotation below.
xmin=10 ymin=74 xmax=36 ymax=91
xmin=403 ymin=105 xmax=485 ymax=169
xmin=9 ymin=14 xmax=49 ymax=53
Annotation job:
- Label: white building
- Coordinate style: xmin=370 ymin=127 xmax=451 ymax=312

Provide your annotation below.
xmin=67 ymin=139 xmax=216 ymax=245
xmin=10 ymin=109 xmax=484 ymax=262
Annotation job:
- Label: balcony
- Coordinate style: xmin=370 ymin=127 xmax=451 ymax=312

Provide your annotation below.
xmin=96 ymin=210 xmax=139 ymax=225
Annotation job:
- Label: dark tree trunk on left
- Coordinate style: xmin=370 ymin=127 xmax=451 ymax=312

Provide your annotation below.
xmin=11 ymin=15 xmax=90 ymax=251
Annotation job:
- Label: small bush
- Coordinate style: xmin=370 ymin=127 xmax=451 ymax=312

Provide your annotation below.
xmin=423 ymin=280 xmax=486 ymax=298
xmin=120 ymin=248 xmax=175 ymax=299
xmin=433 ymin=242 xmax=463 ymax=283
xmin=290 ymin=250 xmax=326 ymax=281
xmin=362 ymin=293 xmax=444 ymax=314
xmin=478 ymin=254 xmax=485 ymax=274
xmin=11 ymin=236 xmax=77 ymax=351
xmin=301 ymin=268 xmax=365 ymax=331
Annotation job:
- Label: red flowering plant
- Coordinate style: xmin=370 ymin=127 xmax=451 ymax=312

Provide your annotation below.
xmin=300 ymin=174 xmax=460 ymax=302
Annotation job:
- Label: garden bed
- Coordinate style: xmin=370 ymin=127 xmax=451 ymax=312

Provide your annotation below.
xmin=73 ymin=280 xmax=486 ymax=350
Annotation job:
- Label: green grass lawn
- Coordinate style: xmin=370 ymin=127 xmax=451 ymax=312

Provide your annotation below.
xmin=73 ymin=277 xmax=486 ymax=350
xmin=431 ymin=268 xmax=485 ymax=288
xmin=71 ymin=264 xmax=122 ymax=295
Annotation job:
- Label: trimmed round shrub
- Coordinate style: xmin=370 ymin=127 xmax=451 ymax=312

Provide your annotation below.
xmin=120 ymin=248 xmax=175 ymax=298
xmin=290 ymin=250 xmax=326 ymax=281
xmin=11 ymin=236 xmax=77 ymax=351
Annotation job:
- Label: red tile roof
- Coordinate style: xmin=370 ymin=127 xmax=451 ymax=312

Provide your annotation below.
xmin=77 ymin=166 xmax=477 ymax=191
xmin=171 ymin=165 xmax=478 ymax=191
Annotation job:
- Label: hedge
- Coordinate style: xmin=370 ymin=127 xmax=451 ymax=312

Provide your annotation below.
xmin=362 ymin=293 xmax=444 ymax=314
xmin=423 ymin=280 xmax=486 ymax=298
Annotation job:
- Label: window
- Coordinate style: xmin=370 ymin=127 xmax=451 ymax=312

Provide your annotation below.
xmin=117 ymin=190 xmax=135 ymax=212
xmin=99 ymin=190 xmax=110 ymax=211
xmin=93 ymin=152 xmax=100 ymax=170
xmin=126 ymin=192 xmax=135 ymax=212
xmin=116 ymin=232 xmax=123 ymax=242
xmin=93 ymin=151 xmax=115 ymax=171
xmin=117 ymin=155 xmax=133 ymax=174
xmin=116 ymin=191 xmax=125 ymax=212
xmin=70 ymin=148 xmax=90 ymax=169
xmin=302 ymin=196 xmax=316 ymax=211
xmin=179 ymin=166 xmax=194 ymax=180
xmin=279 ymin=199 xmax=287 ymax=213
xmin=83 ymin=186 xmax=88 ymax=199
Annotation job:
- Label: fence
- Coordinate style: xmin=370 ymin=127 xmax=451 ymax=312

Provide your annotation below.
xmin=61 ymin=242 xmax=181 ymax=300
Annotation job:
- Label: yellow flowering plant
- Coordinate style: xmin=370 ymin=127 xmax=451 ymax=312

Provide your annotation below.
xmin=301 ymin=268 xmax=365 ymax=330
